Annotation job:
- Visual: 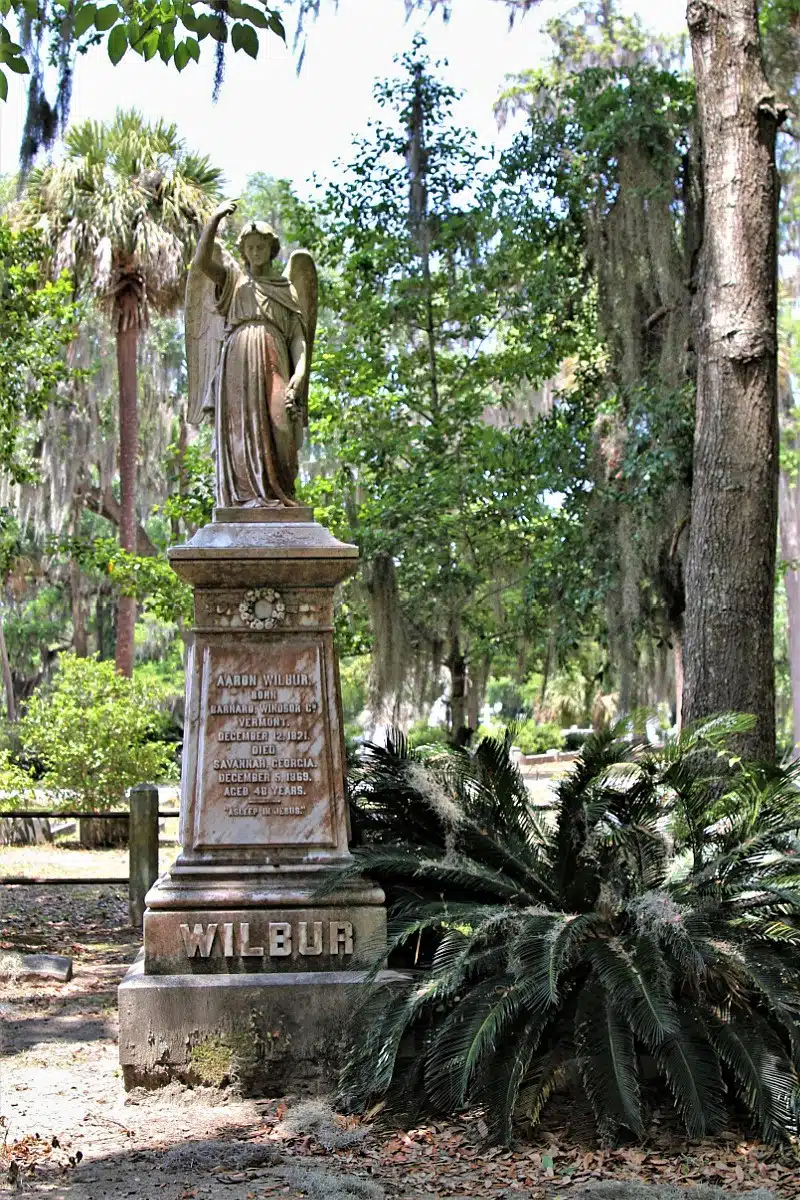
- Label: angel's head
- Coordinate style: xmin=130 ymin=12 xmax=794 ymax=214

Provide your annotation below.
xmin=238 ymin=220 xmax=280 ymax=271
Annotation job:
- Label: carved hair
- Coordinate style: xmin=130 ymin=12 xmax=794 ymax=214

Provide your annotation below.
xmin=237 ymin=220 xmax=281 ymax=264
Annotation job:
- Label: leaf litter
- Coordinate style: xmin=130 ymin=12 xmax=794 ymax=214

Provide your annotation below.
xmin=3 ymin=878 xmax=800 ymax=1198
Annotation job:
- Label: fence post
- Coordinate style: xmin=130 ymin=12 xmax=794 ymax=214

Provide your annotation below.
xmin=129 ymin=784 xmax=159 ymax=929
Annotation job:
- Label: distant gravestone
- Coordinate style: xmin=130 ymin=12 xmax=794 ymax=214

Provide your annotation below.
xmin=119 ymin=203 xmax=398 ymax=1091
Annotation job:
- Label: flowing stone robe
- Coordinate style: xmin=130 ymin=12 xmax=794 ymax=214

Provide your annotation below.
xmin=214 ymin=263 xmax=306 ymax=508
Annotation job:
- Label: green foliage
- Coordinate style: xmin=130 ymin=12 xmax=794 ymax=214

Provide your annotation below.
xmin=0 ymin=0 xmax=285 ymax=103
xmin=475 ymin=719 xmax=565 ymax=754
xmin=134 ymin=630 xmax=184 ymax=697
xmin=0 ymin=747 xmax=36 ymax=810
xmin=158 ymin=424 xmax=215 ymax=534
xmin=58 ymin=535 xmax=192 ymax=624
xmin=485 ymin=676 xmax=528 ymax=721
xmin=299 ymin=41 xmax=577 ymax=719
xmin=512 ymin=721 xmax=565 ymax=755
xmin=230 ymin=173 xmax=308 ymax=252
xmin=0 ymin=506 xmax=21 ymax=579
xmin=339 ymin=655 xmax=370 ymax=728
xmin=21 ymin=111 xmax=222 ymax=313
xmin=3 ymin=583 xmax=69 ymax=680
xmin=19 ymin=652 xmax=177 ymax=809
xmin=406 ymin=721 xmax=450 ymax=750
xmin=0 ymin=221 xmax=79 ymax=481
xmin=491 ymin=8 xmax=697 ymax=714
xmin=340 ymin=717 xmax=800 ymax=1144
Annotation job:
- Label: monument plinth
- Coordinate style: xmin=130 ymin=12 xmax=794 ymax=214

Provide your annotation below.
xmin=119 ymin=201 xmax=399 ymax=1089
xmin=118 ymin=512 xmax=393 ymax=1088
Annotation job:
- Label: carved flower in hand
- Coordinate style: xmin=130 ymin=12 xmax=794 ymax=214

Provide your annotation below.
xmin=238 ymin=588 xmax=286 ymax=629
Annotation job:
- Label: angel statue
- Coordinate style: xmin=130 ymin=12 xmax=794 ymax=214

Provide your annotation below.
xmin=186 ymin=199 xmax=318 ymax=509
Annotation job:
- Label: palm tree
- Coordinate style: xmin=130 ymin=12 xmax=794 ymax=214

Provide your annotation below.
xmin=19 ymin=110 xmax=222 ymax=674
xmin=339 ymin=719 xmax=800 ymax=1144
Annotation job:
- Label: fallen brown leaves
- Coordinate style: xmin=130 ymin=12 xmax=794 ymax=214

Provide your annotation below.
xmin=1 ymin=1127 xmax=83 ymax=1189
xmin=252 ymin=1101 xmax=800 ymax=1199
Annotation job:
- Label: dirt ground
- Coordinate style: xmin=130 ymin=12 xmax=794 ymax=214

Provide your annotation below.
xmin=2 ymin=850 xmax=800 ymax=1200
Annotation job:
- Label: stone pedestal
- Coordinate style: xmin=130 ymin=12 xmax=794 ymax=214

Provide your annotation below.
xmin=118 ymin=510 xmax=393 ymax=1089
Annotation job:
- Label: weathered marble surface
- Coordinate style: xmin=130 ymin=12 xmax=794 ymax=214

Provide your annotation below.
xmin=189 ymin=639 xmax=336 ymax=851
xmin=144 ymin=905 xmax=387 ymax=974
xmin=119 ymin=954 xmax=407 ymax=1092
xmin=186 ymin=201 xmax=318 ymax=510
xmin=148 ymin=517 xmax=361 ymax=888
xmin=121 ymin=512 xmax=391 ymax=1090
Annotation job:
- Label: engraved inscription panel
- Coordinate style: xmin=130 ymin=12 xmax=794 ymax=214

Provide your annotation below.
xmin=179 ymin=919 xmax=354 ymax=960
xmin=193 ymin=640 xmax=335 ymax=847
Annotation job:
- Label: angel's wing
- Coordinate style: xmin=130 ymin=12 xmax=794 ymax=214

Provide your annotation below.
xmin=185 ymin=243 xmax=233 ymax=424
xmin=284 ymin=249 xmax=318 ymax=427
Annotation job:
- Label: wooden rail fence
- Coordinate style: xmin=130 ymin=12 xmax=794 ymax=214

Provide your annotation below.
xmin=0 ymin=784 xmax=177 ymax=928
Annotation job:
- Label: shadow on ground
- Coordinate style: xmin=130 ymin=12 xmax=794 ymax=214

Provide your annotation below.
xmin=6 ymin=1133 xmax=395 ymax=1200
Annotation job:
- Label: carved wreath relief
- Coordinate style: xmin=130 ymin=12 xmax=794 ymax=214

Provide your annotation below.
xmin=238 ymin=588 xmax=286 ymax=630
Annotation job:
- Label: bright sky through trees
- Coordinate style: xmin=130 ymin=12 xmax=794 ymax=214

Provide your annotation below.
xmin=0 ymin=0 xmax=686 ymax=192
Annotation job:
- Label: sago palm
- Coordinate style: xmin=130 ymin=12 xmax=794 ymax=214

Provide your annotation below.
xmin=340 ymin=717 xmax=800 ymax=1144
xmin=19 ymin=110 xmax=221 ymax=674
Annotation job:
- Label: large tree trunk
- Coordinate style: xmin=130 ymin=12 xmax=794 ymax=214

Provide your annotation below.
xmin=70 ymin=497 xmax=88 ymax=657
xmin=0 ymin=610 xmax=16 ymax=723
xmin=682 ymin=0 xmax=785 ymax=760
xmin=447 ymin=635 xmax=469 ymax=746
xmin=115 ymin=324 xmax=139 ymax=678
xmin=70 ymin=558 xmax=87 ymax=656
xmin=779 ymin=371 xmax=800 ymax=755
xmin=79 ymin=816 xmax=129 ymax=848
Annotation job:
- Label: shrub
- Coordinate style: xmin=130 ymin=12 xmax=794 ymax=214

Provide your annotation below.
xmin=564 ymin=728 xmax=592 ymax=751
xmin=485 ymin=675 xmax=528 ymax=720
xmin=19 ymin=652 xmax=178 ymax=810
xmin=513 ymin=720 xmax=565 ymax=755
xmin=0 ymin=748 xmax=36 ymax=810
xmin=341 ymin=718 xmax=800 ymax=1144
xmin=406 ymin=721 xmax=450 ymax=749
xmin=340 ymin=655 xmax=371 ymax=728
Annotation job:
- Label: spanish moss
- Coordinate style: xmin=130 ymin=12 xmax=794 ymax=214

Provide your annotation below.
xmin=18 ymin=7 xmax=74 ymax=176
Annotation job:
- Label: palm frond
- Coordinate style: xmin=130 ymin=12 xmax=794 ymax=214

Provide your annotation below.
xmin=655 ymin=1012 xmax=726 ymax=1138
xmin=343 ymin=721 xmax=800 ymax=1143
xmin=474 ymin=1009 xmax=553 ymax=1144
xmin=576 ymin=982 xmax=643 ymax=1141
xmin=587 ymin=939 xmax=678 ymax=1048
xmin=705 ymin=1011 xmax=798 ymax=1142
xmin=517 ymin=1045 xmax=570 ymax=1129
xmin=509 ymin=911 xmax=602 ymax=1006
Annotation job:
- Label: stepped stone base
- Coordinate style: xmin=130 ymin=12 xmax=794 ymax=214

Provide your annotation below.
xmin=120 ymin=513 xmax=393 ymax=1091
xmin=119 ymin=952 xmax=407 ymax=1091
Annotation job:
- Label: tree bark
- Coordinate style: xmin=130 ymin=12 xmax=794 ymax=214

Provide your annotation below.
xmin=673 ymin=632 xmax=684 ymax=732
xmin=466 ymin=653 xmax=489 ymax=733
xmin=79 ymin=816 xmax=129 ymax=849
xmin=70 ymin=556 xmax=87 ymax=657
xmin=84 ymin=486 xmax=158 ymax=556
xmin=682 ymin=0 xmax=785 ymax=759
xmin=115 ymin=324 xmax=139 ymax=678
xmin=779 ymin=371 xmax=800 ymax=755
xmin=70 ymin=498 xmax=88 ymax=657
xmin=447 ymin=636 xmax=469 ymax=745
xmin=0 ymin=610 xmax=16 ymax=723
